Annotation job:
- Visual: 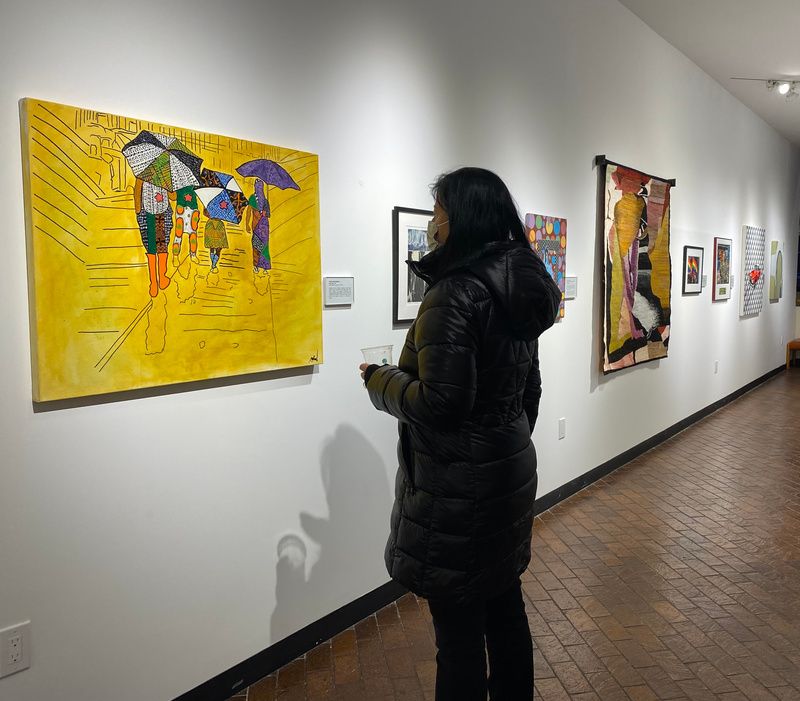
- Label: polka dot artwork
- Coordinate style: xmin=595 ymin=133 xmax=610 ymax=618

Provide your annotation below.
xmin=525 ymin=212 xmax=567 ymax=320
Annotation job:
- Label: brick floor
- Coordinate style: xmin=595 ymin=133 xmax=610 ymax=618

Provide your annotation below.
xmin=230 ymin=370 xmax=800 ymax=700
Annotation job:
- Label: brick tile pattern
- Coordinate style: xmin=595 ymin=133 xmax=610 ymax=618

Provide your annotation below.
xmin=230 ymin=372 xmax=800 ymax=699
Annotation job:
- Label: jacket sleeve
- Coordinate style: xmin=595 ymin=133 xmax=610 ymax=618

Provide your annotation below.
xmin=523 ymin=340 xmax=541 ymax=434
xmin=366 ymin=294 xmax=478 ymax=431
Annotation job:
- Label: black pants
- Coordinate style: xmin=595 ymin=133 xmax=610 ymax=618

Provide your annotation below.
xmin=427 ymin=578 xmax=533 ymax=700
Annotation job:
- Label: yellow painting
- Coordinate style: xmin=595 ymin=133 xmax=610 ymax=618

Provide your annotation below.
xmin=20 ymin=98 xmax=322 ymax=402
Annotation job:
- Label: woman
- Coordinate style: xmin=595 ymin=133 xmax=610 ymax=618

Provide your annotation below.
xmin=172 ymin=185 xmax=200 ymax=264
xmin=133 ymin=177 xmax=173 ymax=297
xmin=202 ymin=207 xmax=228 ymax=273
xmin=360 ymin=168 xmax=560 ymax=700
xmin=245 ymin=178 xmax=272 ymax=275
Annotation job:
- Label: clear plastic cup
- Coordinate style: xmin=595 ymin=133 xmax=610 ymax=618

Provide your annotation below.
xmin=361 ymin=345 xmax=393 ymax=366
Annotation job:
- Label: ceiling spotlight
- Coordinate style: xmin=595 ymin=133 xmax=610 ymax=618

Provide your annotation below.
xmin=732 ymin=77 xmax=800 ymax=102
xmin=762 ymin=79 xmax=799 ymax=101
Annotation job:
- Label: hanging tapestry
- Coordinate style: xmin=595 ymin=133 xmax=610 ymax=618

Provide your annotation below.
xmin=600 ymin=161 xmax=672 ymax=374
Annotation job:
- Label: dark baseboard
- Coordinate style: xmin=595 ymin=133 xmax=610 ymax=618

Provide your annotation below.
xmin=174 ymin=364 xmax=784 ymax=701
xmin=173 ymin=581 xmax=406 ymax=701
xmin=533 ymin=364 xmax=784 ymax=514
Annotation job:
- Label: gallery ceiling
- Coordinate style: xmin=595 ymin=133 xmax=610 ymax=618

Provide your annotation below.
xmin=618 ymin=0 xmax=800 ymax=147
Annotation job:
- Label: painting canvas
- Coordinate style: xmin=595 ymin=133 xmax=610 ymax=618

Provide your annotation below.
xmin=393 ymin=206 xmax=432 ymax=324
xmin=525 ymin=213 xmax=566 ymax=319
xmin=769 ymin=240 xmax=783 ymax=302
xmin=740 ymin=225 xmax=766 ymax=316
xmin=601 ymin=162 xmax=672 ymax=374
xmin=21 ymin=98 xmax=322 ymax=401
xmin=712 ymin=237 xmax=732 ymax=301
xmin=797 ymin=235 xmax=800 ymax=306
xmin=682 ymin=246 xmax=703 ymax=295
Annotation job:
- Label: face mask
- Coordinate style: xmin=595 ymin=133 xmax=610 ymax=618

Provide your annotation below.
xmin=426 ymin=217 xmax=449 ymax=250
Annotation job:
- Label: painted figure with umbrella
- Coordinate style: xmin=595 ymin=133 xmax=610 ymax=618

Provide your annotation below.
xmin=123 ymin=131 xmax=202 ymax=296
xmin=236 ymin=159 xmax=300 ymax=275
xmin=194 ymin=169 xmax=248 ymax=273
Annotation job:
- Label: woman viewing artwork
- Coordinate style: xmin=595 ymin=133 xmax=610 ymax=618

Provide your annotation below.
xmin=360 ymin=168 xmax=561 ymax=700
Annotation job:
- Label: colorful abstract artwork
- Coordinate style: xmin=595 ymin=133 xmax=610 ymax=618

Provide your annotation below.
xmin=21 ymin=98 xmax=322 ymax=401
xmin=525 ymin=213 xmax=566 ymax=320
xmin=740 ymin=225 xmax=766 ymax=317
xmin=682 ymin=246 xmax=703 ymax=295
xmin=601 ymin=162 xmax=672 ymax=374
xmin=712 ymin=237 xmax=732 ymax=302
xmin=769 ymin=240 xmax=783 ymax=302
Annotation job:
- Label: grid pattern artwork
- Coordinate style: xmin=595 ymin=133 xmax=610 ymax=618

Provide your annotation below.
xmin=525 ymin=213 xmax=566 ymax=320
xmin=601 ymin=163 xmax=672 ymax=374
xmin=740 ymin=225 xmax=766 ymax=317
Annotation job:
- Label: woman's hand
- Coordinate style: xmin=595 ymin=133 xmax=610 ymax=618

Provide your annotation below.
xmin=359 ymin=363 xmax=370 ymax=382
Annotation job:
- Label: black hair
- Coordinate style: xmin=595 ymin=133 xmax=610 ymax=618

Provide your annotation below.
xmin=431 ymin=167 xmax=527 ymax=265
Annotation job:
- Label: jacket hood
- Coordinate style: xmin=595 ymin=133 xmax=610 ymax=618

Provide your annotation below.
xmin=411 ymin=240 xmax=561 ymax=341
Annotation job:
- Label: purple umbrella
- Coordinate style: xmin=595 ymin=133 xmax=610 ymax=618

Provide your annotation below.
xmin=236 ymin=159 xmax=300 ymax=191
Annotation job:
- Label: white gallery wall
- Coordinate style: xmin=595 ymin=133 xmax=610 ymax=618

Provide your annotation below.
xmin=1 ymin=1 xmax=798 ymax=700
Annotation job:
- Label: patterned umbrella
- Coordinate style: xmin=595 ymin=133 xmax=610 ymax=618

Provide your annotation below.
xmin=122 ymin=131 xmax=202 ymax=191
xmin=236 ymin=159 xmax=300 ymax=190
xmin=194 ymin=169 xmax=247 ymax=224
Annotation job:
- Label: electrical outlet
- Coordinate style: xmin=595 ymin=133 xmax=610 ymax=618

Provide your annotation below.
xmin=714 ymin=360 xmax=719 ymax=375
xmin=0 ymin=621 xmax=31 ymax=678
xmin=558 ymin=417 xmax=566 ymax=440
xmin=8 ymin=634 xmax=21 ymax=665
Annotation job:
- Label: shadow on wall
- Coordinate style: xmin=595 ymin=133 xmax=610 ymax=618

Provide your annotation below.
xmin=269 ymin=423 xmax=392 ymax=644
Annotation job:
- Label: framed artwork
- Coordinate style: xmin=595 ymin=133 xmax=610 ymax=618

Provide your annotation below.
xmin=599 ymin=158 xmax=673 ymax=374
xmin=21 ymin=98 xmax=322 ymax=401
xmin=797 ymin=234 xmax=800 ymax=306
xmin=769 ymin=240 xmax=783 ymax=302
xmin=525 ymin=213 xmax=566 ymax=320
xmin=681 ymin=246 xmax=703 ymax=295
xmin=740 ymin=225 xmax=766 ymax=317
xmin=393 ymin=206 xmax=432 ymax=324
xmin=712 ymin=237 xmax=732 ymax=301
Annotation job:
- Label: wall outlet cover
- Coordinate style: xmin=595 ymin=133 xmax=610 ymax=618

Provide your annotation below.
xmin=0 ymin=621 xmax=31 ymax=678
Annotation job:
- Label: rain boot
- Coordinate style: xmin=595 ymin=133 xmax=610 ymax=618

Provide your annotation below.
xmin=157 ymin=252 xmax=171 ymax=290
xmin=147 ymin=254 xmax=158 ymax=297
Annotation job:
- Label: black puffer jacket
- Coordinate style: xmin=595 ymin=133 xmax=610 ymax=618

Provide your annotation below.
xmin=367 ymin=239 xmax=561 ymax=604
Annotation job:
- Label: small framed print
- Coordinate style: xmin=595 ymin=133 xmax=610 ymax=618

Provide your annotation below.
xmin=712 ymin=237 xmax=732 ymax=301
xmin=393 ymin=206 xmax=433 ymax=324
xmin=682 ymin=246 xmax=704 ymax=295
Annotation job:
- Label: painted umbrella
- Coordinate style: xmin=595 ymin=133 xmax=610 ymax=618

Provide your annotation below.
xmin=194 ymin=169 xmax=248 ymax=224
xmin=122 ymin=131 xmax=202 ymax=192
xmin=236 ymin=159 xmax=301 ymax=191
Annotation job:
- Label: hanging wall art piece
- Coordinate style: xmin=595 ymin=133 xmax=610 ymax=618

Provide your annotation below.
xmin=393 ymin=206 xmax=433 ymax=324
xmin=525 ymin=213 xmax=566 ymax=320
xmin=681 ymin=246 xmax=703 ymax=295
xmin=769 ymin=240 xmax=783 ymax=302
xmin=21 ymin=98 xmax=322 ymax=401
xmin=712 ymin=237 xmax=732 ymax=301
xmin=598 ymin=157 xmax=673 ymax=374
xmin=740 ymin=225 xmax=766 ymax=317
